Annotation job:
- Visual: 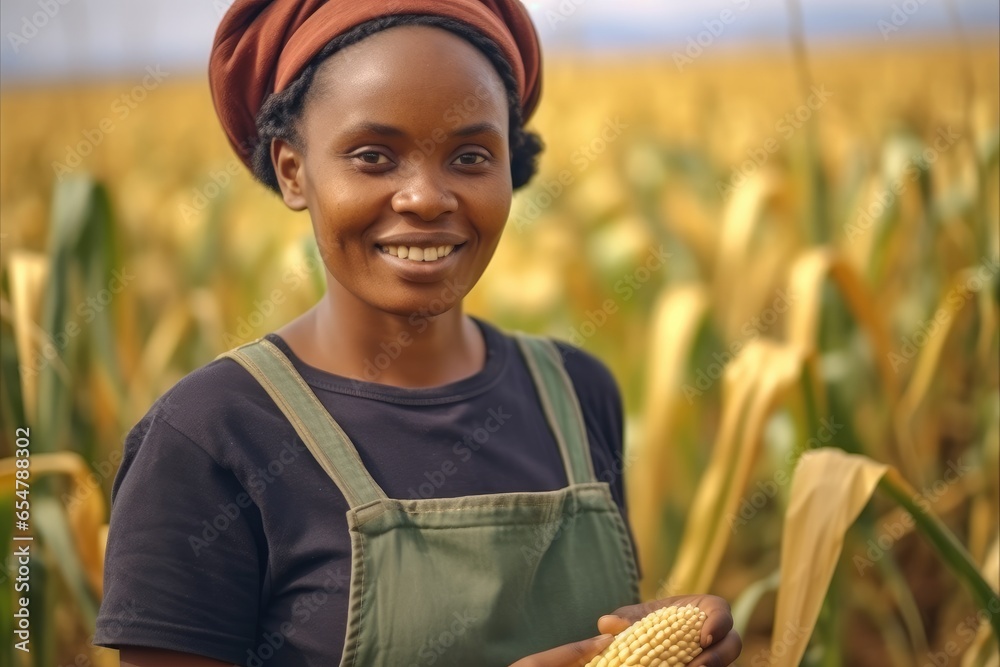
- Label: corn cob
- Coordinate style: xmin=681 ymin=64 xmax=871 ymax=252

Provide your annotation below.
xmin=585 ymin=604 xmax=706 ymax=667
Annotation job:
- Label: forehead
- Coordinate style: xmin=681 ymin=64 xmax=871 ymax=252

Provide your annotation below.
xmin=304 ymin=24 xmax=509 ymax=133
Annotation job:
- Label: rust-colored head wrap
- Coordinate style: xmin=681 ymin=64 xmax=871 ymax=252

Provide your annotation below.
xmin=209 ymin=0 xmax=542 ymax=168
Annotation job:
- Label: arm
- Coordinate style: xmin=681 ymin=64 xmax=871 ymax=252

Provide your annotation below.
xmin=120 ymin=647 xmax=235 ymax=666
xmin=95 ymin=409 xmax=262 ymax=665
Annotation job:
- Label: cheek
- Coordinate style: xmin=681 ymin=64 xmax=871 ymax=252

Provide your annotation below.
xmin=472 ymin=174 xmax=513 ymax=239
xmin=309 ymin=184 xmax=384 ymax=254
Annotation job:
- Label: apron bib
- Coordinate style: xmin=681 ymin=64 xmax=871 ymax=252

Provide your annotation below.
xmin=218 ymin=331 xmax=640 ymax=666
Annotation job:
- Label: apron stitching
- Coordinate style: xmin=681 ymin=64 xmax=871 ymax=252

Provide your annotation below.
xmin=515 ymin=335 xmax=579 ymax=486
xmin=231 ymin=348 xmax=365 ymax=508
xmin=538 ymin=340 xmax=598 ymax=482
xmin=348 ymin=534 xmax=366 ymax=667
xmin=260 ymin=339 xmax=387 ymax=505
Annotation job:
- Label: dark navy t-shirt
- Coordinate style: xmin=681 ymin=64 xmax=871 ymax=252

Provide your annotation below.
xmin=93 ymin=316 xmax=639 ymax=666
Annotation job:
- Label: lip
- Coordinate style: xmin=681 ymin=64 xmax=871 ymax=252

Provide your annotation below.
xmin=375 ymin=242 xmax=466 ymax=283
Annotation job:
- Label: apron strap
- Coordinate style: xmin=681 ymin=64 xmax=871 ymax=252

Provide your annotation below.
xmin=514 ymin=333 xmax=596 ymax=486
xmin=216 ymin=338 xmax=387 ymax=508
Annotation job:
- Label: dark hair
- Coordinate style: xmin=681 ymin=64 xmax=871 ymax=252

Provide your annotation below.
xmin=251 ymin=14 xmax=544 ymax=193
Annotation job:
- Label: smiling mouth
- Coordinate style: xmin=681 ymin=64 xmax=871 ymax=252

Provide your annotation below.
xmin=376 ymin=243 xmax=463 ymax=263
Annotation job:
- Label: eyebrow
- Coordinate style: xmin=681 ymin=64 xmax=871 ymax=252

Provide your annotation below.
xmin=452 ymin=121 xmax=505 ymax=139
xmin=339 ymin=121 xmax=406 ymax=138
xmin=340 ymin=121 xmax=504 ymax=140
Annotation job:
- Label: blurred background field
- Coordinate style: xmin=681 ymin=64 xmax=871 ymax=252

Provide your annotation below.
xmin=1 ymin=1 xmax=999 ymax=665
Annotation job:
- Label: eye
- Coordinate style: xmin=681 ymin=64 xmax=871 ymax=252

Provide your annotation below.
xmin=454 ymin=153 xmax=487 ymax=166
xmin=357 ymin=151 xmax=390 ymax=165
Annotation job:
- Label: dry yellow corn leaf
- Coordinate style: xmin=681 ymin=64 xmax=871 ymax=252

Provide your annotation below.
xmin=0 ymin=452 xmax=107 ymax=596
xmin=6 ymin=250 xmax=53 ymax=425
xmin=713 ymin=169 xmax=788 ymax=341
xmin=771 ymin=448 xmax=1000 ymax=666
xmin=786 ymin=247 xmax=897 ymax=399
xmin=631 ymin=283 xmax=710 ymax=597
xmin=662 ymin=340 xmax=805 ymax=597
xmin=768 ymin=448 xmax=889 ymax=666
xmin=785 ymin=247 xmax=906 ymax=472
xmin=961 ymin=536 xmax=1000 ymax=667
xmin=894 ymin=264 xmax=998 ymax=476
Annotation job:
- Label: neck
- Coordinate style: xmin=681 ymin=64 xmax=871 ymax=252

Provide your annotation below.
xmin=289 ymin=276 xmax=485 ymax=389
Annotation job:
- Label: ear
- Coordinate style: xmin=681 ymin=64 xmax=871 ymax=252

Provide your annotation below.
xmin=271 ymin=138 xmax=308 ymax=211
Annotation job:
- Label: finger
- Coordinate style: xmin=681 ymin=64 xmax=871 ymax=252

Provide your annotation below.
xmin=510 ymin=634 xmax=615 ymax=667
xmin=596 ymin=614 xmax=630 ymax=636
xmin=688 ymin=629 xmax=743 ymax=667
xmin=600 ymin=598 xmax=662 ymax=626
xmin=699 ymin=599 xmax=733 ymax=647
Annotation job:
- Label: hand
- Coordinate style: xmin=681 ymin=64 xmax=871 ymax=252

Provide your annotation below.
xmin=596 ymin=594 xmax=742 ymax=667
xmin=509 ymin=633 xmax=616 ymax=667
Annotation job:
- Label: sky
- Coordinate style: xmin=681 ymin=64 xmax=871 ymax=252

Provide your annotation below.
xmin=0 ymin=0 xmax=998 ymax=84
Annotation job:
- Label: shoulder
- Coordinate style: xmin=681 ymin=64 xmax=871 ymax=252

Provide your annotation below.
xmin=487 ymin=317 xmax=625 ymax=451
xmin=550 ymin=338 xmax=621 ymax=404
xmin=114 ymin=348 xmax=275 ymax=492
xmin=481 ymin=318 xmax=623 ymax=427
xmin=146 ymin=351 xmax=267 ymax=441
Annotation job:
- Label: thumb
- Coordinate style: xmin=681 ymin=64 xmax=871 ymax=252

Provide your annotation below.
xmin=597 ymin=614 xmax=631 ymax=636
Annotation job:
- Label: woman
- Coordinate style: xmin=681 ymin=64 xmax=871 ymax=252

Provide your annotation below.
xmin=94 ymin=1 xmax=743 ymax=665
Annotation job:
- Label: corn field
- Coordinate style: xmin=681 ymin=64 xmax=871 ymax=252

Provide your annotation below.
xmin=1 ymin=36 xmax=998 ymax=667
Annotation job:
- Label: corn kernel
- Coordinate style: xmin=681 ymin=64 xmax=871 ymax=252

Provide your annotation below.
xmin=585 ymin=605 xmax=707 ymax=667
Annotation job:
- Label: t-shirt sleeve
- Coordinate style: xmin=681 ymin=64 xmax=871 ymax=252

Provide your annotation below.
xmin=93 ymin=403 xmax=264 ymax=664
xmin=553 ymin=340 xmax=643 ymax=579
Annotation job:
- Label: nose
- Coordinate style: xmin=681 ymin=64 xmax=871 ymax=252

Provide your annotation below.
xmin=391 ymin=164 xmax=458 ymax=222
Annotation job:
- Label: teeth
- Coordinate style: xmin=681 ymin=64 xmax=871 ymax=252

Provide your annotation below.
xmin=380 ymin=244 xmax=456 ymax=262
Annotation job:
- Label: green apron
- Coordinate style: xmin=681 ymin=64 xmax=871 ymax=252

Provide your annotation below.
xmin=217 ymin=331 xmax=639 ymax=666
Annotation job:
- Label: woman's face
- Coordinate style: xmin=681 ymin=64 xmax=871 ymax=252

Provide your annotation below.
xmin=272 ymin=25 xmax=513 ymax=318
